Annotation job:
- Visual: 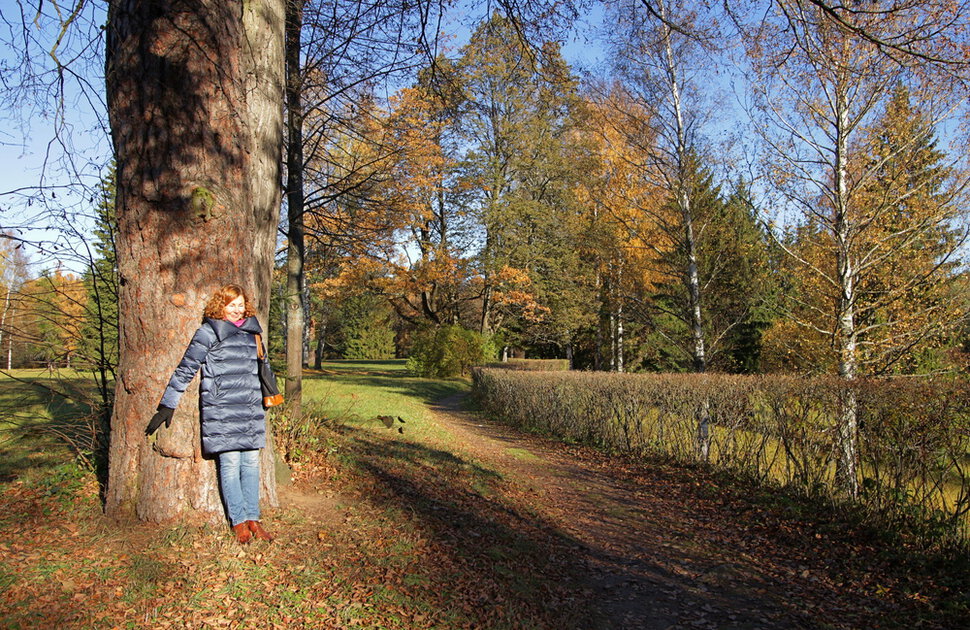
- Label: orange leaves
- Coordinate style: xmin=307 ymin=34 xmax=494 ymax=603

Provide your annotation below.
xmin=579 ymin=89 xmax=670 ymax=296
xmin=490 ymin=265 xmax=530 ymax=286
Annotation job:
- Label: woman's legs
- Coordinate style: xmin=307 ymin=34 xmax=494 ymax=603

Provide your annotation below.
xmin=217 ymin=449 xmax=260 ymax=527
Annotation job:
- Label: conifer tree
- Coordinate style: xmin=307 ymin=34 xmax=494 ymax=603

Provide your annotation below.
xmin=459 ymin=13 xmax=596 ymax=351
xmin=79 ymin=168 xmax=120 ymax=381
xmin=853 ymin=84 xmax=966 ymax=374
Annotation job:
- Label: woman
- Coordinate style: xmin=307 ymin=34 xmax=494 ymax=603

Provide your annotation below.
xmin=146 ymin=284 xmax=274 ymax=544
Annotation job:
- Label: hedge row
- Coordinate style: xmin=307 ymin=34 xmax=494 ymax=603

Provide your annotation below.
xmin=482 ymin=359 xmax=571 ymax=371
xmin=472 ymin=368 xmax=970 ymax=542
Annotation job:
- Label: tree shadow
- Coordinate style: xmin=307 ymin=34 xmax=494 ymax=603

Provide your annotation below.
xmin=315 ymin=424 xmax=696 ymax=629
xmin=304 ymin=370 xmax=469 ymax=406
xmin=0 ymin=376 xmax=108 ymax=497
xmin=306 ymin=359 xmax=408 ymax=377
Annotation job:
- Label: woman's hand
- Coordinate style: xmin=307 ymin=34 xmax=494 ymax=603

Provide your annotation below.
xmin=146 ymin=406 xmax=175 ymax=435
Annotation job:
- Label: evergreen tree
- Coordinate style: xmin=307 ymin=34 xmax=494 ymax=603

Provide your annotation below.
xmin=459 ymin=13 xmax=597 ymax=353
xmin=634 ymin=159 xmax=774 ymax=373
xmin=713 ymin=181 xmax=778 ymax=373
xmin=337 ymin=293 xmax=397 ymax=360
xmin=79 ymin=168 xmax=120 ymax=381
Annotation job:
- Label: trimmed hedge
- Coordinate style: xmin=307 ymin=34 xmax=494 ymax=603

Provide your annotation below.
xmin=472 ymin=368 xmax=970 ymax=543
xmin=482 ymin=359 xmax=571 ymax=371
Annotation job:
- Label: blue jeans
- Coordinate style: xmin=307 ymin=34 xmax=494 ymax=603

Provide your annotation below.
xmin=217 ymin=449 xmax=260 ymax=526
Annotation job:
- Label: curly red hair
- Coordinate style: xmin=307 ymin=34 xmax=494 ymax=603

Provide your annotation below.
xmin=203 ymin=284 xmax=257 ymax=319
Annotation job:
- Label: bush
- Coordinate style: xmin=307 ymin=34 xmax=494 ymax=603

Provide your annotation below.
xmin=472 ymin=368 xmax=970 ymax=544
xmin=406 ymin=325 xmax=496 ymax=378
xmin=272 ymin=400 xmax=339 ymax=463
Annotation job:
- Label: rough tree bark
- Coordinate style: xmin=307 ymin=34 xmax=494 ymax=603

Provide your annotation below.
xmin=105 ymin=0 xmax=284 ymax=523
xmin=244 ymin=0 xmax=287 ymax=507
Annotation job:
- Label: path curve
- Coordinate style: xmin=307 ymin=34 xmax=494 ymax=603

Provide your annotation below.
xmin=426 ymin=393 xmax=814 ymax=630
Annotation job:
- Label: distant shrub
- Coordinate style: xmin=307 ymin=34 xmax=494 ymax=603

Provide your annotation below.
xmin=472 ymin=368 xmax=970 ymax=544
xmin=406 ymin=325 xmax=496 ymax=378
xmin=483 ymin=359 xmax=570 ymax=371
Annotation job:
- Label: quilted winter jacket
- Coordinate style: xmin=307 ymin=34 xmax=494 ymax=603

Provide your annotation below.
xmin=159 ymin=317 xmax=267 ymax=455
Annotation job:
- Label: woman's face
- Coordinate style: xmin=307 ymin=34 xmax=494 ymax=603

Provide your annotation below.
xmin=223 ymin=294 xmax=246 ymax=321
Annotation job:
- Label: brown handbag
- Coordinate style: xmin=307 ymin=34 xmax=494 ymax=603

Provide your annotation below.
xmin=254 ymin=334 xmax=284 ymax=408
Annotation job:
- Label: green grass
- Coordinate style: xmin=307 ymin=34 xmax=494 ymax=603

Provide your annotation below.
xmin=301 ymin=360 xmax=470 ymax=442
xmin=0 ymin=370 xmax=102 ymax=484
xmin=2 ymin=363 xmax=968 ymax=628
xmin=0 ymin=361 xmax=582 ymax=628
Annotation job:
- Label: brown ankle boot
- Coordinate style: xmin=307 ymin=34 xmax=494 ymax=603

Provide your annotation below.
xmin=247 ymin=520 xmax=274 ymax=542
xmin=232 ymin=522 xmax=252 ymax=544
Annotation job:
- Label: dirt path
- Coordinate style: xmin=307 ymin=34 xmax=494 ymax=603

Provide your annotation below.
xmin=422 ymin=394 xmax=856 ymax=630
xmin=272 ymin=390 xmax=952 ymax=629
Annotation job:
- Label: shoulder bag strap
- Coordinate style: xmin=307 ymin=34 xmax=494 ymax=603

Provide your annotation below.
xmin=254 ymin=333 xmax=265 ymax=360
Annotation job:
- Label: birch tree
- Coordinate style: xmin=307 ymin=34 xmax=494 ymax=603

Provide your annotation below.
xmin=605 ymin=0 xmax=725 ymax=456
xmin=744 ymin=1 xmax=969 ymax=494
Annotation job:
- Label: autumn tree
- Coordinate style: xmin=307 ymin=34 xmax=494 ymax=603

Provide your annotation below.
xmin=282 ymin=0 xmax=450 ymax=417
xmin=601 ymin=0 xmax=742 ymax=457
xmin=376 ymin=59 xmax=480 ymax=329
xmin=578 ymin=86 xmax=667 ymax=372
xmin=744 ymin=1 xmax=969 ymax=494
xmin=605 ymin=0 xmax=723 ymax=376
xmin=14 ymin=269 xmax=85 ymax=369
xmin=0 ymin=235 xmax=30 ymax=370
xmin=853 ymin=85 xmax=967 ymax=374
xmin=459 ymin=12 xmax=596 ymax=351
xmin=104 ymin=0 xmax=285 ymax=523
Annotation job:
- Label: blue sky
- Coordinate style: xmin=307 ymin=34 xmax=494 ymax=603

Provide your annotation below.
xmin=0 ymin=0 xmax=606 ymax=260
xmin=0 ymin=0 xmax=109 ymax=272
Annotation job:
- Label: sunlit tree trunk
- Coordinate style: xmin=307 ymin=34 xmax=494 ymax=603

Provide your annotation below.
xmin=832 ymin=80 xmax=859 ymax=496
xmin=245 ymin=0 xmax=286 ymax=506
xmin=656 ymin=1 xmax=709 ymax=456
xmin=105 ymin=0 xmax=284 ymax=523
xmin=615 ymin=304 xmax=625 ymax=373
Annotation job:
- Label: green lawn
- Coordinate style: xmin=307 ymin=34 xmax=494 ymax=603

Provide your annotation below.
xmin=297 ymin=359 xmax=470 ymax=444
xmin=0 ymin=361 xmax=594 ymax=629
xmin=0 ymin=369 xmax=104 ymax=484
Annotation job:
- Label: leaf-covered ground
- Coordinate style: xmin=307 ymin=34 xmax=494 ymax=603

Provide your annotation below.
xmin=0 ymin=366 xmax=967 ymax=629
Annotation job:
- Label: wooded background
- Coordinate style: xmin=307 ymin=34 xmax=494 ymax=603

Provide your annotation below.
xmin=1 ymin=0 xmax=968 ymax=522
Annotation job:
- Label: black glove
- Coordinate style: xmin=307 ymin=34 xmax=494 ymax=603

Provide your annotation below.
xmin=146 ymin=406 xmax=175 ymax=435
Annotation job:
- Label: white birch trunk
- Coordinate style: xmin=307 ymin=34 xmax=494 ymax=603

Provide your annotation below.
xmin=833 ymin=79 xmax=859 ymax=497
xmin=659 ymin=0 xmax=709 ymax=458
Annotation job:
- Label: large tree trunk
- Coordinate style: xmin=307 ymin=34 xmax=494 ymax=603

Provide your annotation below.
xmin=480 ymin=282 xmax=493 ymax=335
xmin=245 ymin=0 xmax=287 ymax=506
xmin=105 ymin=0 xmax=284 ymax=523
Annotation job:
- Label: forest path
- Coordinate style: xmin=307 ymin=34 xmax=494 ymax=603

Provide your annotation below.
xmin=420 ymin=393 xmax=858 ymax=630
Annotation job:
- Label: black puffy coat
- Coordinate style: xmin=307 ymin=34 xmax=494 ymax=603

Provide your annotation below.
xmin=159 ymin=317 xmax=266 ymax=455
